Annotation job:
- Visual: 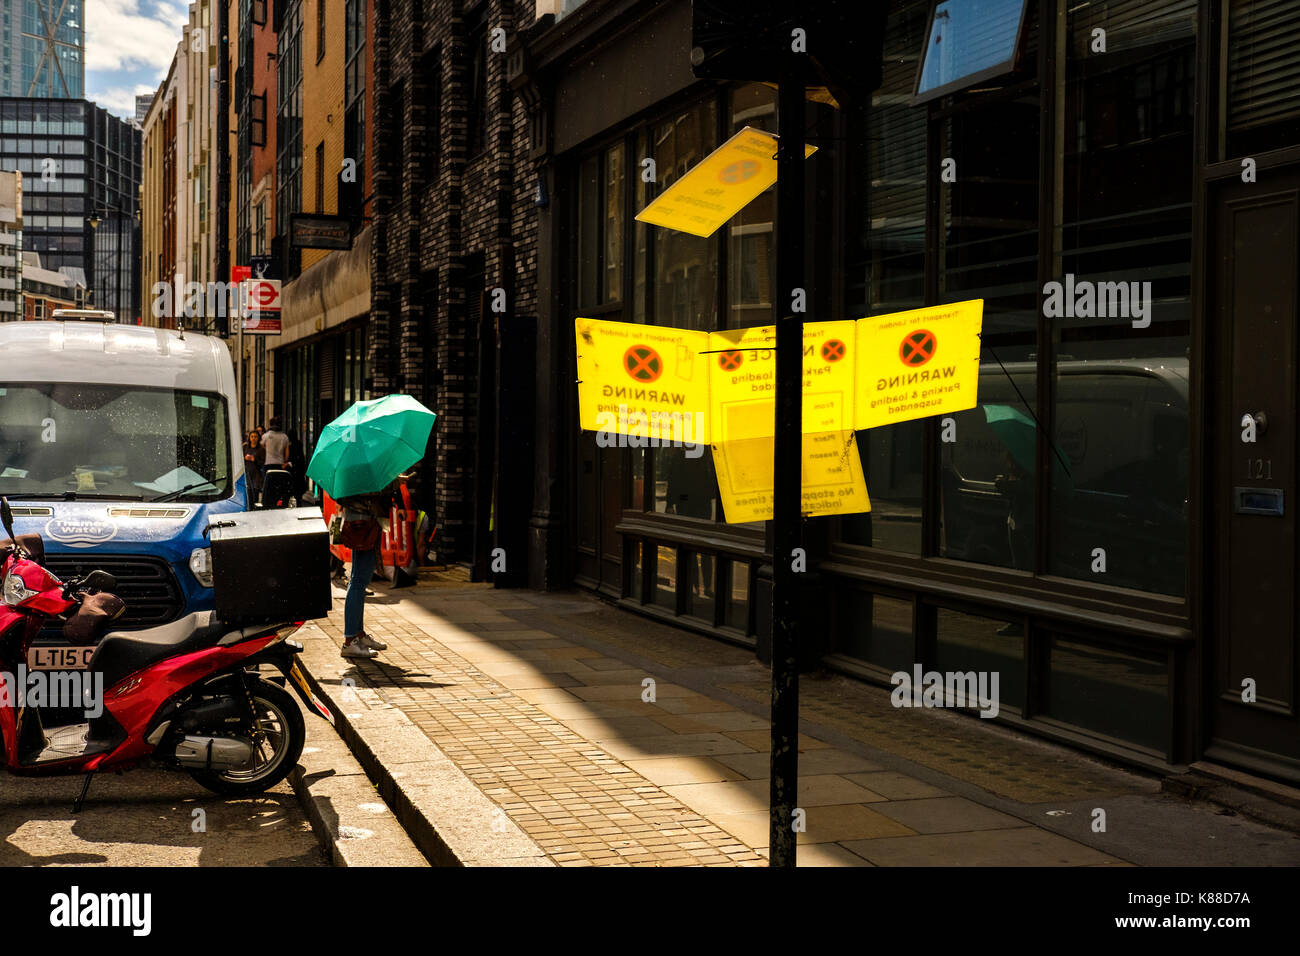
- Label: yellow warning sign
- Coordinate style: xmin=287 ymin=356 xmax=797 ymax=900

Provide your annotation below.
xmin=708 ymin=320 xmax=856 ymax=441
xmin=576 ymin=318 xmax=710 ymax=444
xmin=855 ymin=300 xmax=984 ymax=430
xmin=712 ymin=430 xmax=870 ymax=523
xmin=634 ymin=127 xmax=817 ymax=239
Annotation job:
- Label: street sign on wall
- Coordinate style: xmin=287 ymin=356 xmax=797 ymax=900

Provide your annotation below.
xmin=289 ymin=213 xmax=352 ymax=250
xmin=241 ymin=278 xmax=281 ymax=335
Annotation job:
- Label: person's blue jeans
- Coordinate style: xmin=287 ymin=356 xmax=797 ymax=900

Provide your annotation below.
xmin=344 ymin=547 xmax=379 ymax=639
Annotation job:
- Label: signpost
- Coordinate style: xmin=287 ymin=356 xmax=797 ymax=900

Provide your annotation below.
xmin=768 ymin=60 xmax=805 ymax=869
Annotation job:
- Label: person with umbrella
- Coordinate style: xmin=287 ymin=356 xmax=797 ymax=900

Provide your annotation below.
xmin=308 ymin=395 xmax=437 ymax=661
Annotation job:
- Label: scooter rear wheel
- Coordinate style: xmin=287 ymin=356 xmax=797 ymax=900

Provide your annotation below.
xmin=190 ymin=678 xmax=305 ymax=796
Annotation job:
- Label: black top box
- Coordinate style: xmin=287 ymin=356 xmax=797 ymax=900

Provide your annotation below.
xmin=207 ymin=507 xmax=333 ymax=627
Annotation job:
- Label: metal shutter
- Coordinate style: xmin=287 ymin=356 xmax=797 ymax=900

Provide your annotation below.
xmin=1228 ymin=0 xmax=1300 ymax=134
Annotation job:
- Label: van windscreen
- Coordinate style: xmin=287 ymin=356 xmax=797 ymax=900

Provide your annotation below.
xmin=0 ymin=383 xmax=231 ymax=502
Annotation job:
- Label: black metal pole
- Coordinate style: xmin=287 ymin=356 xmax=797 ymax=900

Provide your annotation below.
xmin=769 ymin=58 xmax=805 ymax=868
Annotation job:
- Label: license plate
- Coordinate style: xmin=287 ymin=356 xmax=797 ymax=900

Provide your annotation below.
xmin=26 ymin=645 xmax=95 ymax=671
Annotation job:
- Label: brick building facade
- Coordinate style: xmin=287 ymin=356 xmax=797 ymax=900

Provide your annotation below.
xmin=367 ymin=0 xmax=539 ymax=571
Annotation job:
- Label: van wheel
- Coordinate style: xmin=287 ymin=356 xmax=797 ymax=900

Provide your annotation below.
xmin=189 ymin=679 xmax=304 ymax=795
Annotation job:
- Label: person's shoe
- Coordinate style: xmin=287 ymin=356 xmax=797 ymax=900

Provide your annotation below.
xmin=341 ymin=638 xmax=377 ymax=660
xmin=358 ymin=632 xmax=387 ymax=651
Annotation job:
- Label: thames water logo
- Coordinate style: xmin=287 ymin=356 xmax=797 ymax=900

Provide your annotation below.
xmin=44 ymin=517 xmax=117 ymax=548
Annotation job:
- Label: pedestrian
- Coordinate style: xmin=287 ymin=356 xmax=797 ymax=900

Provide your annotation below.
xmin=261 ymin=416 xmax=290 ymax=488
xmin=334 ymin=483 xmax=399 ymax=659
xmin=285 ymin=428 xmax=308 ymax=503
xmin=242 ymin=429 xmax=265 ymax=505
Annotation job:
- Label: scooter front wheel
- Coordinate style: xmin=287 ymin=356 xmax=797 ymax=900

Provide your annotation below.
xmin=190 ymin=679 xmax=305 ymax=796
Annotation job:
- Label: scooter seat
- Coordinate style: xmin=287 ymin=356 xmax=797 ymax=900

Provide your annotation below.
xmin=91 ymin=611 xmax=229 ymax=689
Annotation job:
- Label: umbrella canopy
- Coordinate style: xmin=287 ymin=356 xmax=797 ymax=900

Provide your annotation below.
xmin=981 ymin=403 xmax=1074 ymax=493
xmin=307 ymin=394 xmax=436 ymax=500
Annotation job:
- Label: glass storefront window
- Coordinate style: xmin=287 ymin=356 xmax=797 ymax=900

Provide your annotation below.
xmin=603 ymin=142 xmax=624 ymax=303
xmin=936 ymin=86 xmax=1040 ymax=572
xmin=840 ymin=1 xmax=932 ymax=554
xmin=833 ymin=590 xmax=914 ymax=673
xmin=1226 ymin=0 xmax=1300 ymax=158
xmin=1048 ymin=0 xmax=1194 ymax=597
xmin=934 ymin=607 xmax=1025 ymax=713
xmin=577 ymin=154 xmax=599 ymax=308
xmin=654 ymin=445 xmax=717 ymax=520
xmin=727 ymin=84 xmax=775 ymax=329
xmin=725 ymin=560 xmax=750 ymax=631
xmin=685 ymin=551 xmax=716 ymax=621
xmin=628 ymin=539 xmax=643 ymax=602
xmin=654 ymin=544 xmax=677 ymax=608
xmin=630 ymin=446 xmax=645 ymax=510
xmin=652 ymin=100 xmax=717 ymax=330
xmin=1046 ymin=636 xmax=1167 ymax=752
xmin=632 ymin=129 xmax=648 ymax=324
xmin=578 ymin=142 xmax=626 ymax=309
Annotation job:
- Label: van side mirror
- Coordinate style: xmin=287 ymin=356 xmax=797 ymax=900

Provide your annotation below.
xmin=0 ymin=497 xmax=14 ymax=541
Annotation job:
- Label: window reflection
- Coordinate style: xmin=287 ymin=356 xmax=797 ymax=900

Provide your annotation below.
xmin=1049 ymin=0 xmax=1194 ymax=597
xmin=603 ymin=142 xmax=624 ymax=302
xmin=728 ymin=85 xmax=775 ymax=329
xmin=655 ymin=445 xmax=717 ymax=520
xmin=833 ymin=590 xmax=913 ymax=673
xmin=936 ymin=83 xmax=1040 ymax=570
xmin=840 ymin=1 xmax=930 ymax=554
xmin=940 ymin=360 xmax=1038 ymax=570
xmin=725 ymin=560 xmax=750 ymax=631
xmin=652 ymin=102 xmax=717 ymax=330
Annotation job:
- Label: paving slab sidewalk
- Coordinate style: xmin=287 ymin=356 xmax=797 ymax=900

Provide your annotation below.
xmin=295 ymin=577 xmax=1300 ymax=867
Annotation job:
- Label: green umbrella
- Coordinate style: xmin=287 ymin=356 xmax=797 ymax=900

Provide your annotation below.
xmin=981 ymin=403 xmax=1074 ymax=494
xmin=307 ymin=394 xmax=436 ymax=500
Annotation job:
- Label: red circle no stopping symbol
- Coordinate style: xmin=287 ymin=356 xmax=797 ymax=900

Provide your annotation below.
xmin=821 ymin=339 xmax=846 ymax=363
xmin=624 ymin=345 xmax=663 ymax=383
xmin=718 ymin=350 xmax=744 ymax=371
xmin=718 ymin=160 xmax=759 ymax=185
xmin=900 ymin=329 xmax=937 ymax=367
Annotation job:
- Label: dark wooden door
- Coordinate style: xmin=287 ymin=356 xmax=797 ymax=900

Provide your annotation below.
xmin=1209 ymin=166 xmax=1300 ymax=778
xmin=575 ymin=435 xmax=624 ymax=596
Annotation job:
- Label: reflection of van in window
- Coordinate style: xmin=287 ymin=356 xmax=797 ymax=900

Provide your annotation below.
xmin=0 ymin=322 xmax=246 ymax=628
xmin=940 ymin=358 xmax=1188 ymax=596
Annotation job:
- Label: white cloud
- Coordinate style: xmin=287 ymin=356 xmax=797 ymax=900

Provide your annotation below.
xmin=89 ymin=83 xmax=161 ymax=117
xmin=85 ymin=0 xmax=188 ymax=76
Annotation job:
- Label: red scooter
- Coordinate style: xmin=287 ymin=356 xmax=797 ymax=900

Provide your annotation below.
xmin=0 ymin=497 xmax=332 ymax=810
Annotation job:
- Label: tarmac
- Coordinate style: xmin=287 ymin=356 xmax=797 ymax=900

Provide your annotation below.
xmin=289 ymin=570 xmax=1300 ymax=867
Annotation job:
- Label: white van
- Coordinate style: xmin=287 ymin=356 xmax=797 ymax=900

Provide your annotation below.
xmin=0 ymin=321 xmax=246 ymax=630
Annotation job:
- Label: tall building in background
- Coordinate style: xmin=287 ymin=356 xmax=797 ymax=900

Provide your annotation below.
xmin=1 ymin=0 xmax=86 ymax=98
xmin=139 ymin=2 xmax=222 ymax=335
xmin=140 ymin=58 xmax=179 ymax=331
xmin=0 ymin=98 xmax=140 ymax=322
xmin=0 ymin=170 xmax=21 ymax=320
xmin=135 ymin=93 xmax=154 ymax=127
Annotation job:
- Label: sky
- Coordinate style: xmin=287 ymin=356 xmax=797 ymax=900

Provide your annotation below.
xmin=84 ymin=0 xmax=190 ymax=120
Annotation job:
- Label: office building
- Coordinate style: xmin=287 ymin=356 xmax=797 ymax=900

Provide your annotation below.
xmin=0 ymin=168 xmax=20 ymax=319
xmin=1 ymin=0 xmax=85 ymax=98
xmin=0 ymin=97 xmax=140 ymax=322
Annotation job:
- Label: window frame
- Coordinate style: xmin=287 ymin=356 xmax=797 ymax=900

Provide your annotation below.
xmin=911 ymin=0 xmax=1034 ymax=105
